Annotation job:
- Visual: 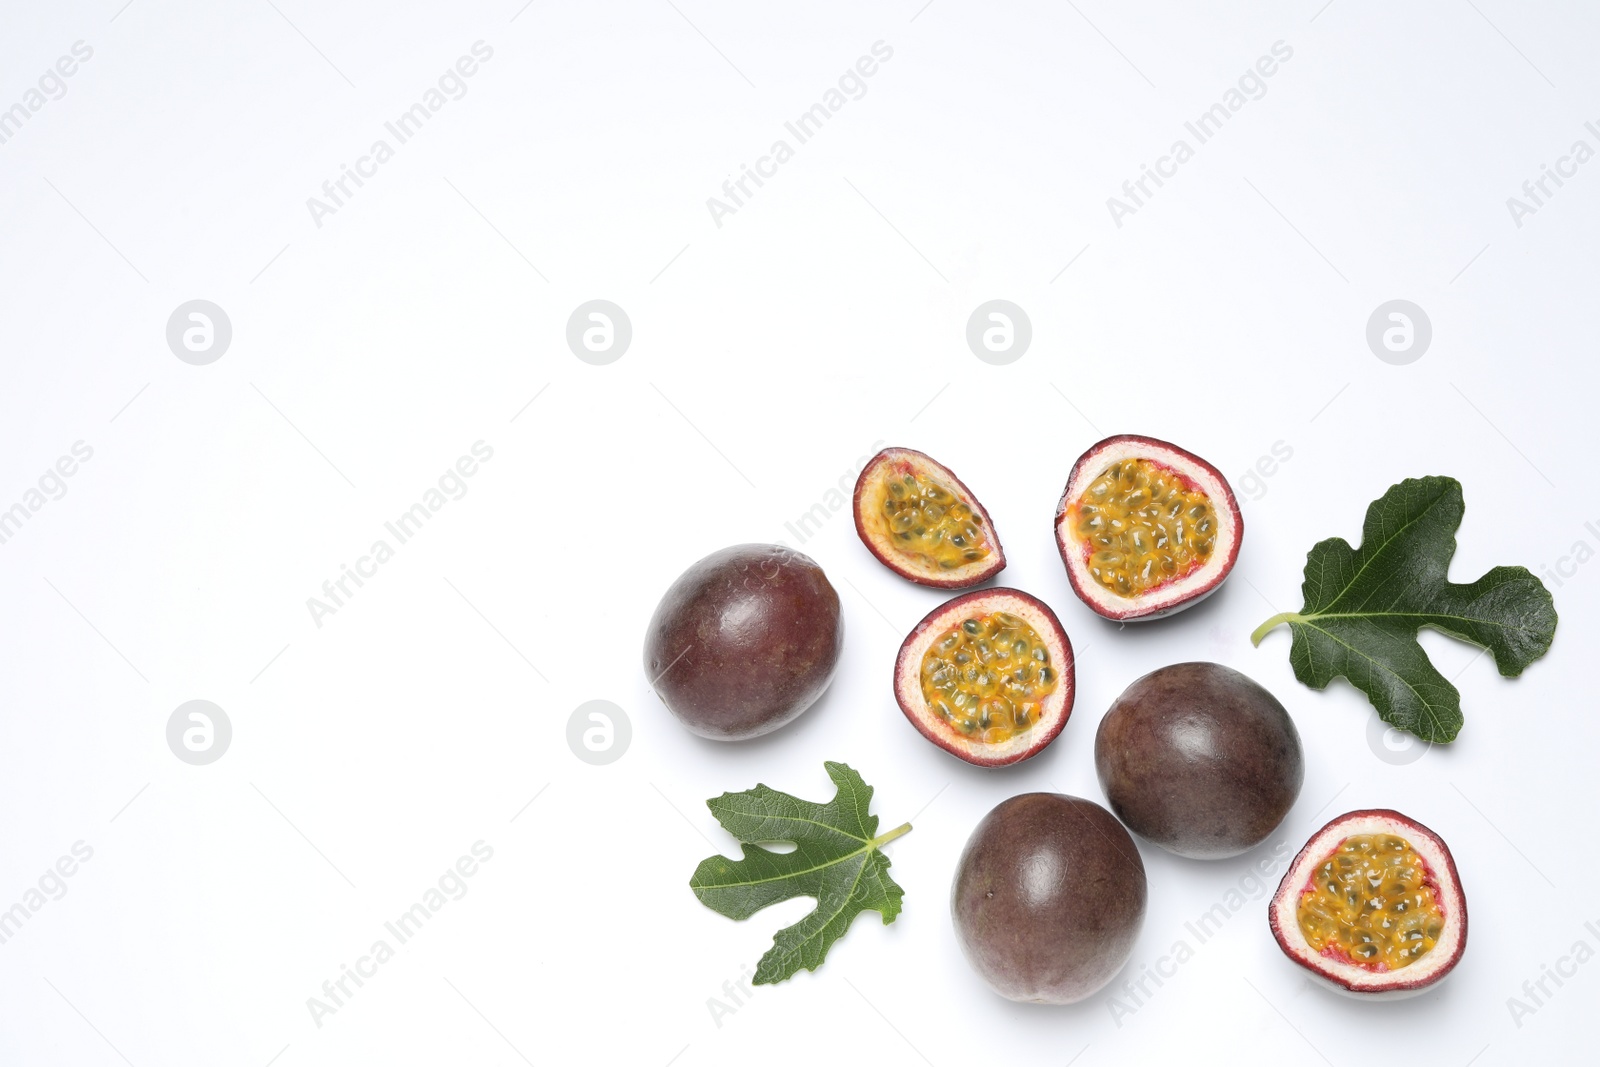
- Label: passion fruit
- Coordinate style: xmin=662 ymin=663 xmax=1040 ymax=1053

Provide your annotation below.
xmin=1270 ymin=809 xmax=1466 ymax=998
xmin=643 ymin=544 xmax=843 ymax=741
xmin=893 ymin=589 xmax=1074 ymax=767
xmin=1095 ymin=662 xmax=1303 ymax=859
xmin=952 ymin=793 xmax=1147 ymax=1003
xmin=854 ymin=447 xmax=1005 ymax=588
xmin=1054 ymin=435 xmax=1242 ymax=620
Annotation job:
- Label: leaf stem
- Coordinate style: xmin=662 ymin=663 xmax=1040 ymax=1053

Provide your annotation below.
xmin=871 ymin=822 xmax=912 ymax=849
xmin=1250 ymin=612 xmax=1302 ymax=647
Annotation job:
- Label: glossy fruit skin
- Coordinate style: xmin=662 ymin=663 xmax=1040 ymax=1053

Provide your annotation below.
xmin=1095 ymin=662 xmax=1303 ymax=859
xmin=1054 ymin=434 xmax=1243 ymax=621
xmin=953 ymin=794 xmax=1146 ymax=1004
xmin=853 ymin=447 xmax=1006 ymax=588
xmin=643 ymin=544 xmax=843 ymax=741
xmin=893 ymin=588 xmax=1075 ymax=767
xmin=1269 ymin=809 xmax=1467 ymax=998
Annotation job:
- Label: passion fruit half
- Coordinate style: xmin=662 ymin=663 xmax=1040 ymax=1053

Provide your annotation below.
xmin=1270 ymin=809 xmax=1466 ymax=998
xmin=893 ymin=589 xmax=1073 ymax=767
xmin=953 ymin=793 xmax=1147 ymax=1003
xmin=644 ymin=544 xmax=843 ymax=741
xmin=1054 ymin=435 xmax=1242 ymax=621
xmin=854 ymin=447 xmax=1005 ymax=588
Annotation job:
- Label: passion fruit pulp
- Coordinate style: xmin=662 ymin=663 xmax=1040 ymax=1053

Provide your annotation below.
xmin=854 ymin=447 xmax=1006 ymax=588
xmin=894 ymin=589 xmax=1074 ymax=766
xmin=1270 ymin=809 xmax=1466 ymax=998
xmin=1054 ymin=435 xmax=1242 ymax=620
xmin=643 ymin=544 xmax=843 ymax=741
xmin=952 ymin=793 xmax=1147 ymax=1003
xmin=1095 ymin=662 xmax=1303 ymax=859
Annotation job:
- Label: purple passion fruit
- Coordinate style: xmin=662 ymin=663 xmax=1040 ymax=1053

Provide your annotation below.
xmin=1095 ymin=662 xmax=1303 ymax=859
xmin=1270 ymin=809 xmax=1466 ymax=998
xmin=644 ymin=544 xmax=842 ymax=741
xmin=854 ymin=447 xmax=1006 ymax=588
xmin=952 ymin=793 xmax=1147 ymax=1003
xmin=893 ymin=589 xmax=1074 ymax=767
xmin=1054 ymin=435 xmax=1243 ymax=620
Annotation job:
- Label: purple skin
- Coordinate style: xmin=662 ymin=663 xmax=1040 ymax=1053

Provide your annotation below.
xmin=1095 ymin=662 xmax=1304 ymax=860
xmin=643 ymin=544 xmax=843 ymax=741
xmin=952 ymin=794 xmax=1147 ymax=1004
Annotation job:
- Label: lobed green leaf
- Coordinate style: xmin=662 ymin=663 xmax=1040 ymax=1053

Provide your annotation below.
xmin=689 ymin=762 xmax=909 ymax=985
xmin=1253 ymin=476 xmax=1557 ymax=743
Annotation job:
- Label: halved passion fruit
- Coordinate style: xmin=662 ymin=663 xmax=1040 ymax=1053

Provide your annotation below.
xmin=1054 ymin=435 xmax=1243 ymax=621
xmin=893 ymin=589 xmax=1073 ymax=766
xmin=1269 ymin=809 xmax=1467 ymax=998
xmin=854 ymin=447 xmax=1005 ymax=588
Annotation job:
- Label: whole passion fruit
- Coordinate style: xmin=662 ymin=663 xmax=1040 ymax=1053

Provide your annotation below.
xmin=1095 ymin=662 xmax=1303 ymax=859
xmin=854 ymin=447 xmax=1005 ymax=588
xmin=893 ymin=588 xmax=1074 ymax=767
xmin=1054 ymin=435 xmax=1242 ymax=620
xmin=643 ymin=544 xmax=843 ymax=741
xmin=953 ymin=793 xmax=1147 ymax=1003
xmin=1270 ymin=809 xmax=1466 ymax=998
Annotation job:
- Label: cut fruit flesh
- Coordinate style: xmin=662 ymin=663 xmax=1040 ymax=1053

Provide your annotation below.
xmin=855 ymin=448 xmax=1006 ymax=589
xmin=894 ymin=588 xmax=1073 ymax=767
xmin=870 ymin=470 xmax=993 ymax=571
xmin=1054 ymin=436 xmax=1242 ymax=621
xmin=1069 ymin=457 xmax=1216 ymax=600
xmin=919 ymin=611 xmax=1058 ymax=745
xmin=1270 ymin=809 xmax=1466 ymax=998
xmin=1296 ymin=833 xmax=1444 ymax=971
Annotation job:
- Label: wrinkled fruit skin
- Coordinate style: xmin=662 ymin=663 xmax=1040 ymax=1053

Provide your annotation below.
xmin=952 ymin=793 xmax=1147 ymax=1004
xmin=644 ymin=544 xmax=843 ymax=741
xmin=1096 ymin=662 xmax=1303 ymax=859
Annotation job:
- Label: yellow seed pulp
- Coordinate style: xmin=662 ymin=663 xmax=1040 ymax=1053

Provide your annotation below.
xmin=1070 ymin=457 xmax=1217 ymax=599
xmin=878 ymin=469 xmax=992 ymax=572
xmin=1295 ymin=834 xmax=1445 ymax=971
xmin=919 ymin=612 xmax=1057 ymax=744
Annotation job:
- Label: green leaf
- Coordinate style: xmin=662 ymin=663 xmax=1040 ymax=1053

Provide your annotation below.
xmin=1251 ymin=476 xmax=1557 ymax=744
xmin=689 ymin=762 xmax=910 ymax=985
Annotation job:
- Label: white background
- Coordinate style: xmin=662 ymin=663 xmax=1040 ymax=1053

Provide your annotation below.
xmin=0 ymin=1 xmax=1593 ymax=1064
